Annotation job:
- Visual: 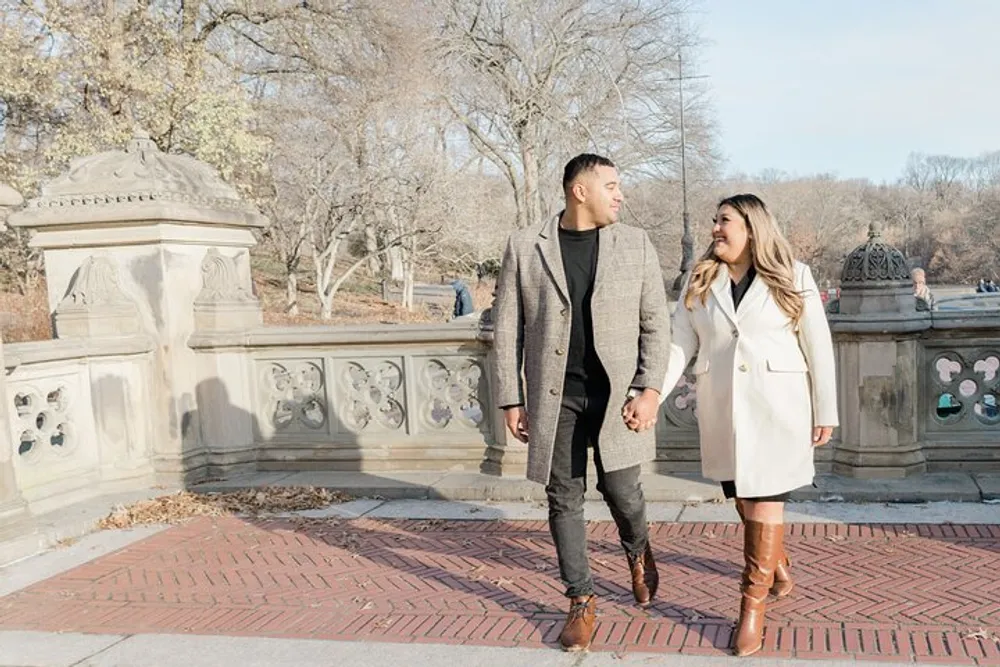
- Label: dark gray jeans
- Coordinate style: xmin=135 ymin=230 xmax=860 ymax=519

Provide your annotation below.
xmin=545 ymin=393 xmax=649 ymax=598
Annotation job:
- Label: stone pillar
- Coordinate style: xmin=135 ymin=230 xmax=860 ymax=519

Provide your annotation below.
xmin=8 ymin=133 xmax=267 ymax=484
xmin=0 ymin=184 xmax=27 ymax=518
xmin=477 ymin=312 xmax=528 ymax=476
xmin=827 ymin=222 xmax=930 ymax=477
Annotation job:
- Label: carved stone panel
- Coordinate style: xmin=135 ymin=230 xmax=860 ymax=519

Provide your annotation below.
xmin=258 ymin=360 xmax=327 ymax=433
xmin=414 ymin=356 xmax=487 ymax=432
xmin=661 ymin=364 xmax=699 ymax=430
xmin=10 ymin=381 xmax=77 ymax=464
xmin=926 ymin=347 xmax=1000 ymax=431
xmin=335 ymin=359 xmax=407 ymax=434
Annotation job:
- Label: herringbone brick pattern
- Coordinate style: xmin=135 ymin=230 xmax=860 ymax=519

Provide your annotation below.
xmin=1 ymin=517 xmax=999 ymax=663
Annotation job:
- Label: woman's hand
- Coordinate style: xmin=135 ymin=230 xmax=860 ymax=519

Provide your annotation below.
xmin=812 ymin=426 xmax=834 ymax=447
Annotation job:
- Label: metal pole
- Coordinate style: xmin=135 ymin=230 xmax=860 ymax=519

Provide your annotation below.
xmin=678 ymin=52 xmax=693 ymax=275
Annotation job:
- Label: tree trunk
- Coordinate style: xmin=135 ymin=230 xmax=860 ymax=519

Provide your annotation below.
xmin=285 ymin=271 xmax=299 ymax=316
xmin=522 ymin=140 xmax=542 ymax=228
xmin=402 ymin=249 xmax=415 ymax=311
xmin=363 ymin=225 xmax=381 ymax=276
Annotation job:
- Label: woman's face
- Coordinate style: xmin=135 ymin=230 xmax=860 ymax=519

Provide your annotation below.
xmin=712 ymin=204 xmax=751 ymax=265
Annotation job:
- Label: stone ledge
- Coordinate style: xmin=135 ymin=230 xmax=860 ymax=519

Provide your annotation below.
xmin=0 ymin=486 xmax=180 ymax=568
xmin=191 ymin=471 xmax=985 ymax=504
xmin=4 ymin=335 xmax=155 ymax=368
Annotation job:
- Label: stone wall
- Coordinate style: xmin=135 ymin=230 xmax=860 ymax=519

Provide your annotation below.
xmin=4 ymin=337 xmax=156 ymax=514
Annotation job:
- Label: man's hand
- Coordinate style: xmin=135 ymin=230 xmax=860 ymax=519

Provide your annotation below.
xmin=504 ymin=406 xmax=530 ymax=443
xmin=622 ymin=389 xmax=660 ymax=432
xmin=813 ymin=426 xmax=834 ymax=447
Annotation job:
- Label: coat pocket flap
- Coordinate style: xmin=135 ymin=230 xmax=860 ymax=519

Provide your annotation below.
xmin=692 ymin=357 xmax=710 ymax=374
xmin=766 ymin=356 xmax=808 ymax=373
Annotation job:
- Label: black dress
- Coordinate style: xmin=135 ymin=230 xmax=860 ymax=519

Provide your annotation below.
xmin=719 ymin=265 xmax=792 ymax=503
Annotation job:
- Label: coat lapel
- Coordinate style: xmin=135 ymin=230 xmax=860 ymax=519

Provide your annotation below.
xmin=591 ymin=222 xmax=619 ymax=299
xmin=736 ymin=271 xmax=769 ymax=321
xmin=536 ymin=214 xmax=569 ymax=304
xmin=709 ymin=266 xmax=738 ymax=327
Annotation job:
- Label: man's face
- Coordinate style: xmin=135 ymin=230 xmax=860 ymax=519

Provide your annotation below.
xmin=578 ymin=165 xmax=623 ymax=226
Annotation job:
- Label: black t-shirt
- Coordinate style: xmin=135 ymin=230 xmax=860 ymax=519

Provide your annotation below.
xmin=559 ymin=226 xmax=609 ymax=397
xmin=731 ymin=264 xmax=757 ymax=311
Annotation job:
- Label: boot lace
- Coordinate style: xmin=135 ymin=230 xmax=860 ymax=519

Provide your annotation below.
xmin=567 ymin=598 xmax=591 ymax=622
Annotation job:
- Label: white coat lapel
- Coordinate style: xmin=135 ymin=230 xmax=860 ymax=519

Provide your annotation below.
xmin=709 ymin=267 xmax=738 ymax=327
xmin=736 ymin=270 xmax=769 ymax=321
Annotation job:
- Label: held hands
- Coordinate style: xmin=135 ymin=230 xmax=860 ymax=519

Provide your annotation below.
xmin=622 ymin=389 xmax=660 ymax=432
xmin=504 ymin=406 xmax=530 ymax=443
xmin=813 ymin=426 xmax=834 ymax=447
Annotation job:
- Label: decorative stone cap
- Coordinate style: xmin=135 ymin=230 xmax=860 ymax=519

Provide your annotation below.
xmin=8 ymin=132 xmax=267 ymax=229
xmin=840 ymin=221 xmax=911 ymax=286
xmin=0 ymin=183 xmax=23 ymax=208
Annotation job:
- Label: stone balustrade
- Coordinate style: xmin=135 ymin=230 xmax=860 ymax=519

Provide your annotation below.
xmin=0 ymin=137 xmax=998 ymax=523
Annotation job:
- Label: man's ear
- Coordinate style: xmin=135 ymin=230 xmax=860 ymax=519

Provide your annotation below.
xmin=571 ymin=181 xmax=587 ymax=203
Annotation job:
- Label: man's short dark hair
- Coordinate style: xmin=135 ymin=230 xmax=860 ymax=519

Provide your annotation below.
xmin=562 ymin=153 xmax=615 ymax=191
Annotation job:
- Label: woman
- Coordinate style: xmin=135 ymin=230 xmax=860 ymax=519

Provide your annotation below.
xmin=659 ymin=194 xmax=838 ymax=656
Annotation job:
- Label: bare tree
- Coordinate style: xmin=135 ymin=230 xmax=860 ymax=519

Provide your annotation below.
xmin=433 ymin=0 xmax=711 ymax=229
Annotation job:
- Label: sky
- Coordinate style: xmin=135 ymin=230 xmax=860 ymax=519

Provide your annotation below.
xmin=696 ymin=0 xmax=1000 ymax=183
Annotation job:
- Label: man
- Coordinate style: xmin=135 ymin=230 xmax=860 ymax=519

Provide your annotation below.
xmin=491 ymin=154 xmax=670 ymax=652
xmin=911 ymin=268 xmax=934 ymax=310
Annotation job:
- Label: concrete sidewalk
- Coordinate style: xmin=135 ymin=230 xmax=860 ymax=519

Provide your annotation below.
xmin=193 ymin=470 xmax=1000 ymax=503
xmin=0 ymin=631 xmax=950 ymax=667
xmin=2 ymin=470 xmax=999 ymax=567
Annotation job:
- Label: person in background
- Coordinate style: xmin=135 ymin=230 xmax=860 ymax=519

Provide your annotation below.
xmin=911 ymin=268 xmax=934 ymax=310
xmin=451 ymin=279 xmax=474 ymax=318
xmin=661 ymin=193 xmax=838 ymax=657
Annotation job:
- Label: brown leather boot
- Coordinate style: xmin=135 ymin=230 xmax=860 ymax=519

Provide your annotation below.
xmin=627 ymin=542 xmax=659 ymax=606
xmin=559 ymin=595 xmax=596 ymax=652
xmin=735 ymin=499 xmax=793 ymax=598
xmin=733 ymin=520 xmax=783 ymax=657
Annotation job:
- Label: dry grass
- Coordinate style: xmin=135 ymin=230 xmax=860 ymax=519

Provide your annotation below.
xmin=0 ymin=281 xmax=52 ymax=342
xmin=97 ymin=486 xmax=350 ymax=529
xmin=0 ymin=264 xmax=497 ymax=342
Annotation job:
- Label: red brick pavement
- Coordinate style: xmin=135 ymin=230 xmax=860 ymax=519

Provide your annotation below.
xmin=1 ymin=517 xmax=999 ymax=664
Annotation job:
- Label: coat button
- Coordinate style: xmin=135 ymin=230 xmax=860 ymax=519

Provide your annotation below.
xmin=555 ymin=348 xmax=565 ymax=355
xmin=738 ymin=363 xmax=748 ymax=372
xmin=549 ymin=388 xmax=559 ymax=396
xmin=732 ymin=329 xmax=739 ymax=338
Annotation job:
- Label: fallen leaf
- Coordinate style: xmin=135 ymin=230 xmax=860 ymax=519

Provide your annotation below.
xmin=96 ymin=486 xmax=350 ymax=529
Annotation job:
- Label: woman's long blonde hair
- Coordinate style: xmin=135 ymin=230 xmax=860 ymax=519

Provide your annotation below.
xmin=683 ymin=193 xmax=804 ymax=323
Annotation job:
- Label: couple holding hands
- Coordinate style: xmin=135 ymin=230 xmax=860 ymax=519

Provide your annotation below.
xmin=491 ymin=153 xmax=837 ymax=656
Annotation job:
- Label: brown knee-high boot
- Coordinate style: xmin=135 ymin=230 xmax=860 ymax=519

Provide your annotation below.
xmin=734 ymin=500 xmax=793 ymax=598
xmin=733 ymin=520 xmax=783 ymax=657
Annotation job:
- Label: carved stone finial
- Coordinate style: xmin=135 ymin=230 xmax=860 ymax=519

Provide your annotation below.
xmin=840 ymin=222 xmax=909 ymax=284
xmin=54 ymin=254 xmax=141 ymax=337
xmin=59 ymin=254 xmax=132 ymax=308
xmin=192 ymin=249 xmax=262 ymax=332
xmin=196 ymin=249 xmax=255 ymax=303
